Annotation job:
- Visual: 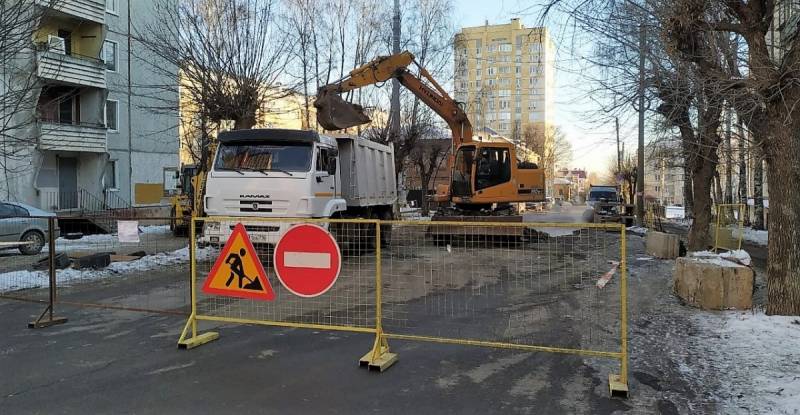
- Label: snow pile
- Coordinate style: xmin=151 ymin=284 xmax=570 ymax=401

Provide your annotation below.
xmin=689 ymin=250 xmax=752 ymax=267
xmin=733 ymin=227 xmax=769 ymax=246
xmin=0 ymin=245 xmax=217 ymax=293
xmin=695 ymin=312 xmax=800 ymax=414
xmin=626 ymin=226 xmax=649 ymax=235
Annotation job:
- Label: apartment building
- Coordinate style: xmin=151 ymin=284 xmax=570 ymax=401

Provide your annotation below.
xmin=0 ymin=0 xmax=178 ymax=210
xmin=453 ymin=18 xmax=555 ymax=140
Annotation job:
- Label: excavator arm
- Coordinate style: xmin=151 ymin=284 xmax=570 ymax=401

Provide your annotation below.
xmin=315 ymin=51 xmax=473 ymax=149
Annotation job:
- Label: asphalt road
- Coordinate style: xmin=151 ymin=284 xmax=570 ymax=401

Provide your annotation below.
xmin=0 ymin=228 xmax=706 ymax=414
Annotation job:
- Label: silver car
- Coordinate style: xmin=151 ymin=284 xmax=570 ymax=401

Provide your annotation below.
xmin=0 ymin=202 xmax=57 ymax=255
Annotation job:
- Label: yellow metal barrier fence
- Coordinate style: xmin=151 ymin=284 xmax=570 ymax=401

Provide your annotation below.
xmin=178 ymin=216 xmax=629 ymax=397
xmin=713 ymin=203 xmax=745 ymax=252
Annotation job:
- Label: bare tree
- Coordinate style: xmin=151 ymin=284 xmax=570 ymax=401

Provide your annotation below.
xmin=522 ymin=124 xmax=573 ymax=177
xmin=136 ymin=0 xmax=293 ymax=170
xmin=408 ymin=137 xmax=449 ymax=215
xmin=537 ymin=0 xmax=800 ymax=314
xmin=0 ymin=1 xmax=52 ymax=198
xmin=366 ymin=0 xmax=454 ymax=184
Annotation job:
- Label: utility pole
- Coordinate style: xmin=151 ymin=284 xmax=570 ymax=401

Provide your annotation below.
xmin=615 ymin=117 xmax=621 ymax=175
xmin=636 ymin=23 xmax=646 ymax=224
xmin=390 ymin=0 xmax=401 ymax=139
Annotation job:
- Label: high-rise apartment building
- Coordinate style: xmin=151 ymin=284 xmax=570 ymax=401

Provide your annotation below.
xmin=453 ymin=18 xmax=555 ymax=140
xmin=0 ymin=0 xmax=178 ymax=210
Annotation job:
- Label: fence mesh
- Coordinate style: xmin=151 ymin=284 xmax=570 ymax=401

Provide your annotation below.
xmin=53 ymin=217 xmax=190 ymax=313
xmin=381 ymin=221 xmax=623 ymax=355
xmin=0 ymin=215 xmax=190 ymax=314
xmin=713 ymin=204 xmax=745 ymax=251
xmin=193 ymin=217 xmax=377 ymax=331
xmin=0 ymin=216 xmax=54 ymax=303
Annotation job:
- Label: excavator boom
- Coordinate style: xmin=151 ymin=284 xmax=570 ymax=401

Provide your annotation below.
xmin=315 ymin=50 xmax=545 ymax=209
xmin=315 ymin=51 xmax=472 ymax=149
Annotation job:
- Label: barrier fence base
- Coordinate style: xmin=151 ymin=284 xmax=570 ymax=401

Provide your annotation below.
xmin=28 ymin=305 xmax=68 ymax=329
xmin=178 ymin=332 xmax=220 ymax=350
xmin=177 ymin=316 xmax=220 ymax=349
xmin=359 ymin=333 xmax=398 ymax=372
xmin=608 ymin=374 xmax=629 ymax=398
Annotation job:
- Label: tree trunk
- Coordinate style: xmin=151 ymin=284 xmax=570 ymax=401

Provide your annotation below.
xmin=724 ymin=110 xmax=733 ymax=204
xmin=753 ymin=146 xmax=765 ymax=230
xmin=737 ymin=122 xmax=749 ymax=226
xmin=765 ymin=124 xmax=800 ymax=315
xmin=234 ymin=114 xmax=256 ymax=130
xmin=687 ymin=157 xmax=716 ymax=251
xmin=683 ymin=163 xmax=693 ymax=218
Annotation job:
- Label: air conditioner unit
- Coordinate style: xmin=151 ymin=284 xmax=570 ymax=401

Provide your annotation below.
xmin=47 ymin=35 xmax=66 ymax=54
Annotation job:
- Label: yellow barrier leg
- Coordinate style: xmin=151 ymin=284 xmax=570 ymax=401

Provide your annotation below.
xmin=358 ymin=220 xmax=397 ymax=371
xmin=177 ymin=314 xmax=220 ymax=350
xmin=359 ymin=330 xmax=397 ymax=372
xmin=609 ymin=224 xmax=630 ymax=398
xmin=177 ymin=217 xmax=220 ymax=350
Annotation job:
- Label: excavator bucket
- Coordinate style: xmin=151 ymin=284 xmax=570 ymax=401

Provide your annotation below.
xmin=314 ymin=92 xmax=372 ymax=131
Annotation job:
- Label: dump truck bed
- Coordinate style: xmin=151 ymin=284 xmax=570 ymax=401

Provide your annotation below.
xmin=334 ymin=135 xmax=397 ymax=207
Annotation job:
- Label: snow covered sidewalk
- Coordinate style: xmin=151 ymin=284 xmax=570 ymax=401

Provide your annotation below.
xmin=691 ymin=311 xmax=800 ymax=414
xmin=0 ymin=245 xmax=217 ymax=293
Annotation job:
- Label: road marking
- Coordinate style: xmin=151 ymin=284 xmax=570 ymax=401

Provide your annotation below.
xmin=284 ymin=252 xmax=331 ymax=269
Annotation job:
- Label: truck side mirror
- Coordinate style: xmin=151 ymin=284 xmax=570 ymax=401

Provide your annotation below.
xmin=327 ymin=158 xmax=337 ymax=175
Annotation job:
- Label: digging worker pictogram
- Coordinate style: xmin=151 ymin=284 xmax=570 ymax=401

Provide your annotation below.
xmin=224 ymin=248 xmax=263 ymax=291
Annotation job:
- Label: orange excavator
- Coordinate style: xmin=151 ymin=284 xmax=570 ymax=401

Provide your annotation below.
xmin=314 ymin=51 xmax=545 ymax=221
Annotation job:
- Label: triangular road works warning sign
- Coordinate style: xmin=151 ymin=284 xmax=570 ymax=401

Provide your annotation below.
xmin=202 ymin=223 xmax=275 ymax=301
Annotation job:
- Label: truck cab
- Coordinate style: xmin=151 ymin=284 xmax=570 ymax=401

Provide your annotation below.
xmin=201 ymin=129 xmax=346 ymax=244
xmin=200 ymin=128 xmax=396 ymax=246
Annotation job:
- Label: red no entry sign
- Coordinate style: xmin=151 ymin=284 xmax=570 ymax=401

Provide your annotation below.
xmin=273 ymin=224 xmax=342 ymax=297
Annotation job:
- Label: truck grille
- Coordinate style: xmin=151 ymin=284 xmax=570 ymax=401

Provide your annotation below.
xmin=230 ymin=224 xmax=280 ymax=233
xmin=239 ymin=199 xmax=272 ymax=213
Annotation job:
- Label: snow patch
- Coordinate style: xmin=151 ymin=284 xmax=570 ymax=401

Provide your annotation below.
xmin=689 ymin=250 xmax=751 ymax=267
xmin=0 ymin=245 xmax=217 ymax=293
xmin=626 ymin=226 xmax=649 ymax=235
xmin=694 ymin=311 xmax=800 ymax=414
xmin=733 ymin=227 xmax=769 ymax=246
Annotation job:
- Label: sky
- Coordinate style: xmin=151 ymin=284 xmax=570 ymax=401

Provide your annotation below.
xmin=451 ymin=0 xmax=640 ymax=176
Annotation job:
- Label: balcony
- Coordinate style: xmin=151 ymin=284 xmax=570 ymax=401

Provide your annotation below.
xmin=36 ymin=0 xmax=105 ymax=24
xmin=37 ymin=51 xmax=106 ymax=89
xmin=38 ymin=121 xmax=107 ymax=153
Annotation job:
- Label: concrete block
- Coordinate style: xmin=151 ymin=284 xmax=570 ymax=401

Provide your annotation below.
xmin=673 ymin=257 xmax=754 ymax=310
xmin=645 ymin=231 xmax=680 ymax=259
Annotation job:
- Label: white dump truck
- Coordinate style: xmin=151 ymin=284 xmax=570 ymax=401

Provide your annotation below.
xmin=201 ymin=128 xmax=397 ymax=246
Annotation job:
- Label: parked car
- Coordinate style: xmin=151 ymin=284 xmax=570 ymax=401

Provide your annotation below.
xmin=0 ymin=202 xmax=57 ymax=255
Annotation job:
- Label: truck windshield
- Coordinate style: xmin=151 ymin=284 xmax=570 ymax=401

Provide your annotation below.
xmin=215 ymin=143 xmax=312 ymax=172
xmin=589 ymin=191 xmax=617 ymax=201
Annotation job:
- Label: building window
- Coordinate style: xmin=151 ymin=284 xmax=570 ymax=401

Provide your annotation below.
xmin=103 ymin=40 xmax=118 ymax=72
xmin=106 ymin=0 xmax=118 ymax=14
xmin=475 ymin=39 xmax=482 ymax=55
xmin=476 ymin=68 xmax=481 ymax=78
xmin=499 ymin=66 xmax=510 ymax=74
xmin=487 ymin=67 xmax=495 ymax=76
xmin=104 ymin=160 xmax=118 ymax=190
xmin=498 ymin=89 xmax=510 ymax=97
xmin=500 ymin=43 xmax=512 ymax=52
xmin=105 ymin=99 xmax=119 ymax=131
